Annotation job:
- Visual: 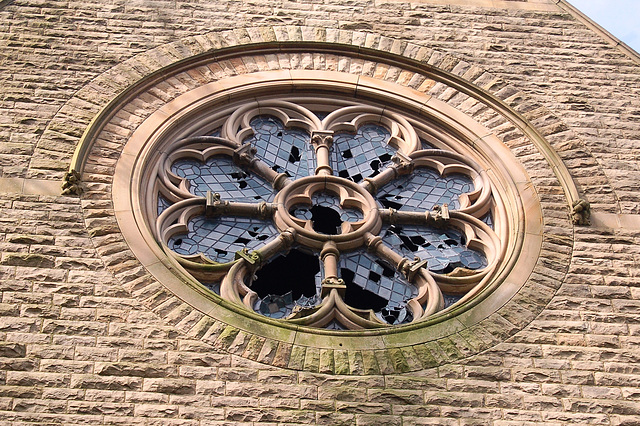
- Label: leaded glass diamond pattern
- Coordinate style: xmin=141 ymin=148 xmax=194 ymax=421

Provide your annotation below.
xmin=341 ymin=250 xmax=417 ymax=307
xmin=245 ymin=116 xmax=313 ymax=179
xmin=382 ymin=224 xmax=487 ymax=273
xmin=172 ymin=156 xmax=274 ymax=201
xmin=377 ymin=168 xmax=473 ymax=211
xmin=168 ymin=216 xmax=277 ymax=263
xmin=332 ymin=124 xmax=395 ymax=183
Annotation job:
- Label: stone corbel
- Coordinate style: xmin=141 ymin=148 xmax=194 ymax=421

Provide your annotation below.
xmin=61 ymin=169 xmax=83 ymax=196
xmin=572 ymin=198 xmax=590 ymax=226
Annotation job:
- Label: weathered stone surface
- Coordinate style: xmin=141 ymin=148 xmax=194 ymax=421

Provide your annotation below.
xmin=1 ymin=1 xmax=640 ymax=424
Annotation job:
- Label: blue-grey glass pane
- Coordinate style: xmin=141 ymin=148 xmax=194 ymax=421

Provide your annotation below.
xmin=377 ymin=168 xmax=473 ymax=211
xmin=168 ymin=216 xmax=277 ymax=263
xmin=204 ymin=282 xmax=221 ymax=295
xmin=340 ymin=250 xmax=417 ymax=309
xmin=244 ymin=116 xmax=313 ymax=179
xmin=482 ymin=211 xmax=494 ymax=229
xmin=420 ymin=138 xmax=434 ymax=150
xmin=157 ymin=194 xmax=171 ymax=216
xmin=171 ymin=156 xmax=275 ymax=201
xmin=443 ymin=293 xmax=462 ymax=309
xmin=332 ymin=124 xmax=395 ymax=183
xmin=325 ymin=320 xmax=347 ymax=330
xmin=381 ymin=224 xmax=487 ymax=273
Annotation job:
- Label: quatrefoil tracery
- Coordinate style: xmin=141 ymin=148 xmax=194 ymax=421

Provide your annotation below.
xmin=154 ymin=100 xmax=501 ymax=330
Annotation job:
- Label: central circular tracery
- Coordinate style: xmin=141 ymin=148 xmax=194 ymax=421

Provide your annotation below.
xmin=274 ymin=175 xmax=382 ymax=251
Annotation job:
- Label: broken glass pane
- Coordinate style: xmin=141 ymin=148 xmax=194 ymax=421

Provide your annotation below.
xmin=168 ymin=215 xmax=277 ymax=263
xmin=332 ymin=124 xmax=395 ymax=183
xmin=340 ymin=250 xmax=417 ymax=312
xmin=254 ymin=293 xmax=321 ymax=319
xmin=377 ymin=168 xmax=473 ymax=211
xmin=244 ymin=115 xmax=314 ymax=179
xmin=290 ymin=191 xmax=364 ymax=235
xmin=381 ymin=224 xmax=487 ymax=274
xmin=171 ymin=156 xmax=274 ymax=201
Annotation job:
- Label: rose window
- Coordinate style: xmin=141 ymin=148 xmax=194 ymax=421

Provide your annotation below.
xmin=153 ymin=100 xmax=500 ymax=330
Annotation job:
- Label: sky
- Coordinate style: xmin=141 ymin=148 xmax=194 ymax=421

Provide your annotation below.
xmin=568 ymin=0 xmax=640 ymax=53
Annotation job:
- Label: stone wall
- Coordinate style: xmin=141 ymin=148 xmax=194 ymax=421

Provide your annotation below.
xmin=1 ymin=0 xmax=639 ymax=424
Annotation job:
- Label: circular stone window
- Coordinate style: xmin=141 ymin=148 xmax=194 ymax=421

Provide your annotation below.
xmin=114 ymin=69 xmax=540 ymax=336
xmin=78 ymin=41 xmax=558 ymax=373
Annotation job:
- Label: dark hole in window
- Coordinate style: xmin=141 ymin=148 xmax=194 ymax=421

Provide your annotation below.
xmin=174 ymin=238 xmax=182 ymax=246
xmin=410 ymin=235 xmax=426 ymax=246
xmin=368 ymin=271 xmax=381 ymax=282
xmin=338 ymin=170 xmax=350 ymax=179
xmin=310 ymin=205 xmax=342 ymax=235
xmin=231 ymin=171 xmax=248 ymax=180
xmin=369 ymin=159 xmax=381 ymax=177
xmin=378 ymin=194 xmax=403 ymax=210
xmin=341 ymin=268 xmax=387 ymax=311
xmin=234 ymin=237 xmax=250 ymax=244
xmin=214 ymin=249 xmax=227 ymax=256
xmin=238 ymin=181 xmax=248 ymax=189
xmin=342 ymin=149 xmax=353 ymax=159
xmin=289 ymin=146 xmax=301 ymax=163
xmin=379 ymin=153 xmax=392 ymax=163
xmin=352 ymin=173 xmax=363 ymax=183
xmin=251 ymin=249 xmax=318 ymax=299
xmin=375 ymin=260 xmax=395 ymax=278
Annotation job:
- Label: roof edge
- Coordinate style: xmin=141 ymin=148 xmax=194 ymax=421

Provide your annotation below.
xmin=557 ymin=0 xmax=640 ymax=66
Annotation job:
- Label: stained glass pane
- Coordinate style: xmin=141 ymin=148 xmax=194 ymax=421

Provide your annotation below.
xmin=171 ymin=156 xmax=274 ymax=201
xmin=381 ymin=224 xmax=487 ymax=273
xmin=332 ymin=124 xmax=395 ymax=183
xmin=377 ymin=168 xmax=473 ymax=211
xmin=168 ymin=216 xmax=277 ymax=263
xmin=244 ymin=116 xmax=313 ymax=179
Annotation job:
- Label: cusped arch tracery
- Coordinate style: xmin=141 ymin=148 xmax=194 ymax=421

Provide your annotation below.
xmin=152 ymin=99 xmax=503 ymax=330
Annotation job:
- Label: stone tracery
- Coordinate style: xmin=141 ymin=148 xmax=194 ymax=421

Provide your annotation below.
xmin=153 ymin=99 xmax=501 ymax=330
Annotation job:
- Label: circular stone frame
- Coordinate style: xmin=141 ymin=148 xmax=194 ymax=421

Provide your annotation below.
xmin=114 ymin=71 xmax=539 ymax=350
xmin=68 ymin=33 xmax=575 ymax=374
